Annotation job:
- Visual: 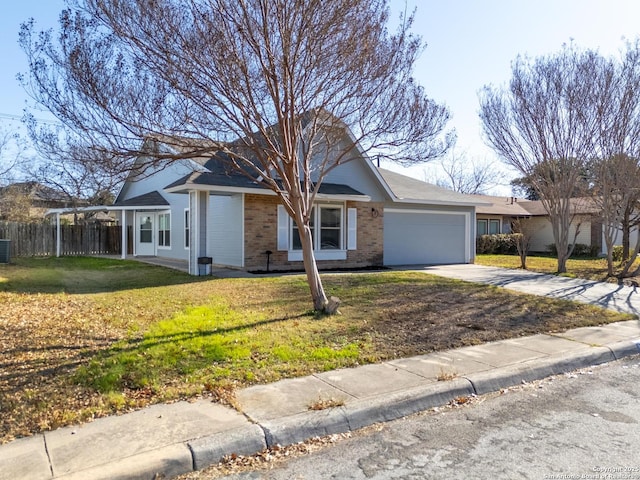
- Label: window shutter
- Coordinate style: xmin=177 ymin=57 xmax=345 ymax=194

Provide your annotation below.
xmin=277 ymin=205 xmax=289 ymax=251
xmin=347 ymin=208 xmax=357 ymax=250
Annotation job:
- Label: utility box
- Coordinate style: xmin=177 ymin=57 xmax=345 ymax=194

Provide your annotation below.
xmin=0 ymin=240 xmax=10 ymax=263
xmin=197 ymin=256 xmax=212 ymax=276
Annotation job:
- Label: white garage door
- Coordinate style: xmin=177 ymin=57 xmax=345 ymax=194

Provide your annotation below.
xmin=384 ymin=210 xmax=468 ymax=265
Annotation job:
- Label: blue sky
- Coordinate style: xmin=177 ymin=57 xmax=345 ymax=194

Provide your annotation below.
xmin=2 ymin=1 xmax=640 ymax=192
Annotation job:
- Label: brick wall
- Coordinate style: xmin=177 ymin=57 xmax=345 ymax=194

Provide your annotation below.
xmin=243 ymin=194 xmax=384 ymax=271
xmin=244 ymin=194 xmax=282 ymax=270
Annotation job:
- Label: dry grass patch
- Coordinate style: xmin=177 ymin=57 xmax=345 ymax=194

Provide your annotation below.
xmin=0 ymin=257 xmax=632 ymax=443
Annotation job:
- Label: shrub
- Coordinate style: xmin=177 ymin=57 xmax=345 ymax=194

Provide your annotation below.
xmin=476 ymin=234 xmax=520 ymax=255
xmin=611 ymin=245 xmax=624 ymax=262
xmin=547 ymin=243 xmax=598 ymax=258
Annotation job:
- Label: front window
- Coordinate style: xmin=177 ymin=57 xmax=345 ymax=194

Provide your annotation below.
xmin=319 ymin=206 xmax=341 ymax=250
xmin=477 ymin=219 xmax=488 ymax=236
xmin=292 ymin=208 xmax=315 ymax=250
xmin=158 ymin=212 xmax=171 ymax=247
xmin=291 ymin=205 xmax=342 ymax=251
xmin=477 ymin=219 xmax=500 ymax=236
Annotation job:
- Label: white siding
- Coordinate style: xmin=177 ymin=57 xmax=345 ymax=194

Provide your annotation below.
xmin=209 ymin=194 xmax=243 ymax=267
xmin=158 ymin=196 xmax=191 ymax=261
xmin=119 ymin=159 xmax=196 ymax=200
xmin=118 ymin=160 xmax=195 ymax=261
xmin=528 ymin=216 xmax=592 ymax=252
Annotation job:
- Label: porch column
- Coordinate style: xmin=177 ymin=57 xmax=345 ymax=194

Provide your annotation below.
xmin=189 ymin=191 xmax=197 ymax=275
xmin=198 ymin=191 xmax=208 ymax=259
xmin=132 ymin=209 xmax=137 ymax=256
xmin=121 ymin=209 xmax=127 ymax=260
xmin=188 ymin=191 xmax=208 ymax=275
xmin=55 ymin=212 xmax=61 ymax=257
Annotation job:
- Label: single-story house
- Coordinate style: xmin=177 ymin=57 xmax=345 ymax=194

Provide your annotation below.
xmin=47 ymin=125 xmax=487 ymax=274
xmin=473 ymin=195 xmax=603 ymax=253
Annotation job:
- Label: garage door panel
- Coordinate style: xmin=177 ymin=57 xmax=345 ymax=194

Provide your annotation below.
xmin=384 ymin=211 xmax=467 ymax=265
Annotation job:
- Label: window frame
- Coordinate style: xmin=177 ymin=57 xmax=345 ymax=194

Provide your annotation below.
xmin=477 ymin=219 xmax=488 ymax=237
xmin=158 ymin=211 xmax=171 ymax=249
xmin=184 ymin=208 xmax=190 ymax=250
xmin=288 ymin=203 xmax=346 ymax=261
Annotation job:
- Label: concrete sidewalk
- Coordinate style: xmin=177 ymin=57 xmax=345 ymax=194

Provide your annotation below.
xmin=420 ymin=264 xmax=640 ymax=316
xmin=2 ymin=322 xmax=639 ymax=480
xmin=2 ymin=266 xmax=640 ymax=480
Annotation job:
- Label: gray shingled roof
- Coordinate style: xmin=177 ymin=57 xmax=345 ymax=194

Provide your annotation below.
xmin=470 ymin=194 xmax=533 ymax=216
xmin=165 ymin=171 xmax=366 ymax=197
xmin=472 ymin=194 xmax=600 ymax=216
xmin=377 ymin=168 xmax=488 ymax=206
xmin=113 ymin=190 xmax=169 ymax=207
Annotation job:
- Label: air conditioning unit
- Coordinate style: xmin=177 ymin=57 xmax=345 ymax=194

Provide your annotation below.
xmin=0 ymin=239 xmax=11 ymax=263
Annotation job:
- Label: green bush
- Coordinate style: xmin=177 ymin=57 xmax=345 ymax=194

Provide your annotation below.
xmin=547 ymin=243 xmax=598 ymax=258
xmin=476 ymin=234 xmax=521 ymax=255
xmin=611 ymin=245 xmax=624 ymax=262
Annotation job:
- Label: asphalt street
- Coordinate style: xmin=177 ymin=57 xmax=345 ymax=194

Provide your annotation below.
xmin=212 ymin=355 xmax=640 ymax=480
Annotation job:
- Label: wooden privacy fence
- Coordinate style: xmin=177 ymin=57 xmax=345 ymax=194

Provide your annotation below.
xmin=0 ymin=222 xmax=127 ymax=257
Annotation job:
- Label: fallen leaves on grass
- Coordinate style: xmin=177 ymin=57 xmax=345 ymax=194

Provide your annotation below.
xmin=0 ymin=263 xmax=633 ymax=445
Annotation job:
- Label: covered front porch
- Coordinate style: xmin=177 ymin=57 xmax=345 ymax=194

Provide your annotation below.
xmin=91 ymin=254 xmax=255 ymax=278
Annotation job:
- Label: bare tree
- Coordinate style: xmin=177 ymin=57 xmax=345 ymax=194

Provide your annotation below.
xmin=479 ymin=45 xmax=610 ymax=273
xmin=23 ymin=132 xmax=123 ymax=218
xmin=0 ymin=126 xmax=26 ymax=186
xmin=587 ymin=42 xmax=640 ymax=278
xmin=0 ymin=184 xmax=33 ymax=222
xmin=590 ymin=155 xmax=640 ymax=277
xmin=19 ymin=0 xmax=452 ymax=312
xmin=510 ymin=217 xmax=535 ymax=269
xmin=434 ymin=148 xmax=499 ymax=194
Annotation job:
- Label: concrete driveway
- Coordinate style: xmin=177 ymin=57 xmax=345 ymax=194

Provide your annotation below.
xmin=415 ymin=264 xmax=640 ymax=316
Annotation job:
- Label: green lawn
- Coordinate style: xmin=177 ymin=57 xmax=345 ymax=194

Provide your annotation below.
xmin=0 ymin=256 xmax=633 ymax=443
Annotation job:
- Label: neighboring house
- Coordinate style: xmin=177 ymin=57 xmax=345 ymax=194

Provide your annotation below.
xmin=0 ymin=181 xmax=77 ymax=221
xmin=473 ymin=194 xmax=602 ymax=253
xmin=48 ymin=126 xmax=486 ymax=274
xmin=473 ymin=195 xmax=531 ymax=236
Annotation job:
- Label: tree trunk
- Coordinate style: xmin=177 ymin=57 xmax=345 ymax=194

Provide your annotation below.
xmin=519 ymin=252 xmax=527 ymax=269
xmin=557 ymin=254 xmax=568 ymax=274
xmin=606 ymin=250 xmax=614 ymax=277
xmin=619 ymin=235 xmax=640 ymax=278
xmin=553 ymin=224 xmax=570 ymax=274
xmin=298 ymin=222 xmax=330 ymax=312
xmin=622 ymin=207 xmax=631 ymax=261
xmin=516 ymin=237 xmax=528 ymax=269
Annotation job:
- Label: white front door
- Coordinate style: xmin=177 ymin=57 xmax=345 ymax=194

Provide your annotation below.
xmin=136 ymin=212 xmax=155 ymax=256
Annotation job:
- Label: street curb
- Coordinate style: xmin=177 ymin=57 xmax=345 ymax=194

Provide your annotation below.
xmin=464 ymin=347 xmax=616 ymax=395
xmin=607 ymin=338 xmax=640 ymax=360
xmin=188 ymin=424 xmax=267 ymax=471
xmin=258 ymin=377 xmax=474 ymax=448
xmin=343 ymin=377 xmax=474 ymax=431
xmin=260 ymin=407 xmax=351 ymax=448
